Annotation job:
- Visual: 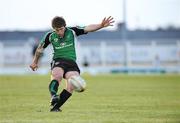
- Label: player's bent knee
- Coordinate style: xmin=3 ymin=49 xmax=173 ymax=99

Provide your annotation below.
xmin=68 ymin=76 xmax=86 ymax=92
xmin=51 ymin=74 xmax=63 ymax=82
xmin=51 ymin=67 xmax=64 ymax=81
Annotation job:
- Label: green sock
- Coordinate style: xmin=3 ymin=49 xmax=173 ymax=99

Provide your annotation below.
xmin=49 ymin=80 xmax=59 ymax=96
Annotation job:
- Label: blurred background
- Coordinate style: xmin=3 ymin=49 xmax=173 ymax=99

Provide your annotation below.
xmin=0 ymin=0 xmax=180 ymax=75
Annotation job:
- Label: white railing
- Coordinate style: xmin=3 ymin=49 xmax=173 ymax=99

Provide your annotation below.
xmin=0 ymin=39 xmax=180 ymax=74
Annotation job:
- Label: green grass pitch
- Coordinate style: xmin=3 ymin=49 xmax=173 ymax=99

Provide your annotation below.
xmin=0 ymin=74 xmax=180 ymax=123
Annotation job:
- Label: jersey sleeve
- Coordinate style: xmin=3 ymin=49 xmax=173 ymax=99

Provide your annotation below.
xmin=70 ymin=26 xmax=88 ymax=36
xmin=39 ymin=32 xmax=52 ymax=48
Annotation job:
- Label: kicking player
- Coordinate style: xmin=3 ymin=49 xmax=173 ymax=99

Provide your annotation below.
xmin=30 ymin=16 xmax=114 ymax=112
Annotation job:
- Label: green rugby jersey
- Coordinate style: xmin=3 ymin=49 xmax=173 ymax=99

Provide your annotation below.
xmin=40 ymin=27 xmax=87 ymax=61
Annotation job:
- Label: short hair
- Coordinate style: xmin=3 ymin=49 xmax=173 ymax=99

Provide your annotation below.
xmin=51 ymin=16 xmax=66 ymax=29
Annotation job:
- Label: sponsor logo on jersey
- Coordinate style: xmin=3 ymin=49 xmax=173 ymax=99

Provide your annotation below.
xmin=55 ymin=43 xmax=73 ymax=49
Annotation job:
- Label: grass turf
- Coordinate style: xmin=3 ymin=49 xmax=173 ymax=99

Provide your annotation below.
xmin=0 ymin=74 xmax=180 ymax=123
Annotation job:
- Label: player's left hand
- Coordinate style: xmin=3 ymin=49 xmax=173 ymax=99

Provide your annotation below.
xmin=101 ymin=16 xmax=115 ymax=28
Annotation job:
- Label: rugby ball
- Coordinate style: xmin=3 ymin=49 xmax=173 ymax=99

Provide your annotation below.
xmin=68 ymin=76 xmax=86 ymax=92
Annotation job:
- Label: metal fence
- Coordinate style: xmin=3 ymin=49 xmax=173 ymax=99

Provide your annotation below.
xmin=0 ymin=39 xmax=180 ymax=74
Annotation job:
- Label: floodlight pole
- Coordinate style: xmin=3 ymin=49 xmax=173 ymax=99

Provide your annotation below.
xmin=122 ymin=0 xmax=129 ymax=68
xmin=123 ymin=0 xmax=127 ymax=30
xmin=122 ymin=0 xmax=127 ymax=40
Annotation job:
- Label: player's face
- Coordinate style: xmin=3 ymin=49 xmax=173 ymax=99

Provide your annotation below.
xmin=54 ymin=26 xmax=66 ymax=37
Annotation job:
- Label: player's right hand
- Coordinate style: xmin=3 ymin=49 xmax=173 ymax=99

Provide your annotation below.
xmin=29 ymin=63 xmax=38 ymax=71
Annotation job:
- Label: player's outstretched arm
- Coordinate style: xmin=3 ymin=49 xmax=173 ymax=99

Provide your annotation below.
xmin=84 ymin=16 xmax=114 ymax=33
xmin=29 ymin=44 xmax=44 ymax=71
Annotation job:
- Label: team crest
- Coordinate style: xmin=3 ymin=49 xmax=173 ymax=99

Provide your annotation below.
xmin=54 ymin=38 xmax=58 ymax=42
xmin=60 ymin=42 xmax=66 ymax=46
